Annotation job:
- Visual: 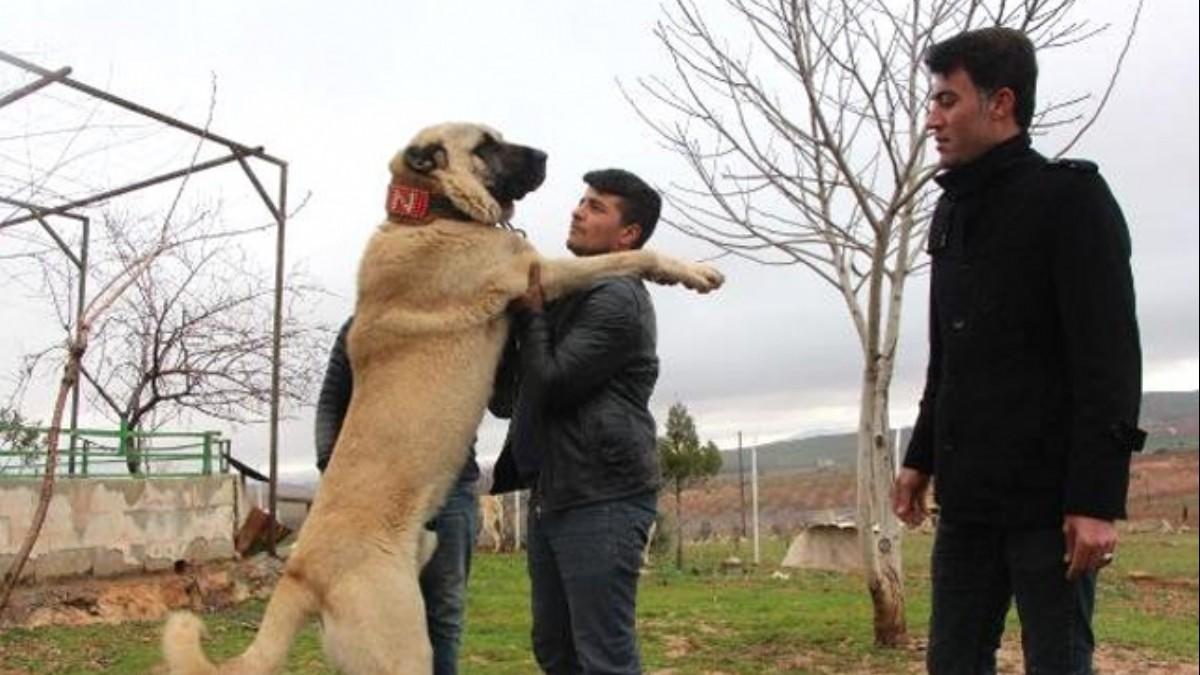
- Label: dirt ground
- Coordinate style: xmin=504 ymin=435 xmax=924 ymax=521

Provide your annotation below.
xmin=0 ymin=555 xmax=283 ymax=629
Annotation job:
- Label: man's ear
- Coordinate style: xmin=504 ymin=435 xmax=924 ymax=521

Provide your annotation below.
xmin=988 ymin=87 xmax=1016 ymax=122
xmin=403 ymin=143 xmax=447 ymax=174
xmin=617 ymin=222 xmax=643 ymax=251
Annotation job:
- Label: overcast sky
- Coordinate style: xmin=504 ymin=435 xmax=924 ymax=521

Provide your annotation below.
xmin=2 ymin=2 xmax=1196 ymax=478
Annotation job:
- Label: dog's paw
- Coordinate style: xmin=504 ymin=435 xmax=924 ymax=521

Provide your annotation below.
xmin=680 ymin=263 xmax=724 ymax=293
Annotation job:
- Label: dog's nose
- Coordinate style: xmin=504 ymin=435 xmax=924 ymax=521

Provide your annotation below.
xmin=526 ymin=148 xmax=547 ymax=188
xmin=526 ymin=148 xmax=547 ymax=176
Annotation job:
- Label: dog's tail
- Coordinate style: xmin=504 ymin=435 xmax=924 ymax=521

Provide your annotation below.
xmin=163 ymin=572 xmax=317 ymax=675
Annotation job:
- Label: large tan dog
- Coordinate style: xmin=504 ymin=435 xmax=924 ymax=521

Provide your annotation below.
xmin=162 ymin=122 xmax=723 ymax=675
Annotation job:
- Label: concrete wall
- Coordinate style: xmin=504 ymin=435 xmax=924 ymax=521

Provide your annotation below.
xmin=0 ymin=476 xmax=236 ymax=581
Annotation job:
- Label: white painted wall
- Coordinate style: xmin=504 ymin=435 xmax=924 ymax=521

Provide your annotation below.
xmin=0 ymin=476 xmax=236 ymax=580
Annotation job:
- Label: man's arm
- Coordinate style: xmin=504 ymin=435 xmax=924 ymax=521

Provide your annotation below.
xmin=315 ymin=318 xmax=354 ymax=473
xmin=1052 ymin=170 xmax=1143 ymax=520
xmin=518 ymin=278 xmax=643 ymax=410
xmin=904 ymin=292 xmax=942 ymax=476
xmin=893 ymin=292 xmax=941 ymax=526
xmin=1052 ymin=169 xmax=1142 ymax=578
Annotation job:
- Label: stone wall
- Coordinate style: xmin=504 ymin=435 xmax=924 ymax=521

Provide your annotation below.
xmin=0 ymin=476 xmax=236 ymax=581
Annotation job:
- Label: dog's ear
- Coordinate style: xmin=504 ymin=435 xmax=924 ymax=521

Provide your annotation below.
xmin=403 ymin=143 xmax=446 ymax=174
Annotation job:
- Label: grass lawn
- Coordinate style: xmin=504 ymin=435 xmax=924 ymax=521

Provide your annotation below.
xmin=1 ymin=532 xmax=1195 ymax=674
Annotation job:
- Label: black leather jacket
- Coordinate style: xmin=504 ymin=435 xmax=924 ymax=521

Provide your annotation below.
xmin=903 ymin=134 xmax=1144 ymax=528
xmin=490 ymin=276 xmax=661 ymax=511
xmin=314 ymin=317 xmax=480 ymax=483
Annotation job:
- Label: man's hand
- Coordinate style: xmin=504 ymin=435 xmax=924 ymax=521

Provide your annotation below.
xmin=511 ymin=262 xmax=544 ymax=314
xmin=892 ymin=467 xmax=931 ymax=527
xmin=1063 ymin=514 xmax=1118 ymax=580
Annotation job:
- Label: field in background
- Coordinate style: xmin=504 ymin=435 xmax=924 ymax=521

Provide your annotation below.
xmin=674 ymin=450 xmax=1199 ymax=540
xmin=1 ymin=532 xmax=1196 ymax=674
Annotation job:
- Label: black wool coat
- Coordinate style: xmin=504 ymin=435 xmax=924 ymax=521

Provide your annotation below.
xmin=903 ymin=134 xmax=1144 ymax=529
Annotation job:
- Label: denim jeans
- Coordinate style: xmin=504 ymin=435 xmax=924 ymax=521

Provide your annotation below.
xmin=419 ymin=480 xmax=478 ymax=675
xmin=527 ymin=492 xmax=656 ymax=675
xmin=928 ymin=520 xmax=1097 ymax=675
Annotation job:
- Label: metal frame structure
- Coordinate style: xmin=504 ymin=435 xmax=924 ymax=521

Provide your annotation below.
xmin=0 ymin=49 xmax=289 ymax=553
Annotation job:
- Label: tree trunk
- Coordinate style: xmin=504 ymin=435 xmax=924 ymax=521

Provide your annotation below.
xmin=0 ymin=343 xmax=81 ymax=613
xmin=856 ymin=359 xmax=907 ymax=646
xmin=674 ymin=479 xmax=684 ymax=571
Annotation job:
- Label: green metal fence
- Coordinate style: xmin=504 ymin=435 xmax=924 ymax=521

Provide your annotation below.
xmin=0 ymin=423 xmax=231 ymax=478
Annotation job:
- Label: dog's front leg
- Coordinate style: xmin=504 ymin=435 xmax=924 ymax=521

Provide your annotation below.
xmin=537 ymin=250 xmax=723 ymax=302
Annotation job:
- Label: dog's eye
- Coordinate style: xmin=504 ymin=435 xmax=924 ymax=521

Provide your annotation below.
xmin=474 ymin=135 xmax=499 ymax=156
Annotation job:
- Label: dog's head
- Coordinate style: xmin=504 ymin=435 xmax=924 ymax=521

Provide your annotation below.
xmin=389 ymin=123 xmax=547 ymax=224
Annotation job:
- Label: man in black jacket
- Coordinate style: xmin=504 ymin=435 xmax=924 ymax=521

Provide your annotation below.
xmin=315 ymin=318 xmax=480 ymax=675
xmin=490 ymin=168 xmax=661 ymax=674
xmin=891 ymin=28 xmax=1143 ymax=674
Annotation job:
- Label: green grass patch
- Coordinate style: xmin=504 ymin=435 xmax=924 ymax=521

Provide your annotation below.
xmin=0 ymin=532 xmax=1194 ymax=673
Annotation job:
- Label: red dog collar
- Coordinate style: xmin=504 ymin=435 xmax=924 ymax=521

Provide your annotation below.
xmin=386 ymin=184 xmax=431 ymax=221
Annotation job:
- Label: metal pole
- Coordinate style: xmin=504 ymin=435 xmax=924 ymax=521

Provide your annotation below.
xmin=894 ymin=427 xmax=903 ymax=477
xmin=0 ymin=150 xmax=259 ymax=230
xmin=0 ymin=50 xmax=282 ymax=165
xmin=267 ymin=162 xmax=288 ymax=556
xmin=514 ymin=491 xmax=522 ymax=552
xmin=202 ymin=433 xmax=213 ymax=476
xmin=737 ymin=431 xmax=746 ymax=541
xmin=0 ymin=66 xmax=71 ymax=110
xmin=751 ymin=443 xmax=760 ymax=566
xmin=67 ymin=217 xmax=89 ymax=476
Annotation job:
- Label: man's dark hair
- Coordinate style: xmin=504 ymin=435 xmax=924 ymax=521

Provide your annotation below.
xmin=583 ymin=168 xmax=661 ymax=248
xmin=924 ymin=27 xmax=1038 ymax=129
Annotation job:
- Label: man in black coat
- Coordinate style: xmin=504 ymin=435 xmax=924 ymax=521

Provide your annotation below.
xmin=490 ymin=168 xmax=661 ymax=674
xmin=891 ymin=27 xmax=1143 ymax=674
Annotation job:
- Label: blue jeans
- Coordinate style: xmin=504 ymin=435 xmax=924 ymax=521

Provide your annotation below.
xmin=928 ymin=520 xmax=1097 ymax=675
xmin=420 ymin=480 xmax=478 ymax=675
xmin=527 ymin=493 xmax=656 ymax=675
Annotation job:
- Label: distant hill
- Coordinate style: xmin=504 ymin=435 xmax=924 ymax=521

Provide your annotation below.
xmin=719 ymin=390 xmax=1199 ymax=473
xmin=717 ymin=431 xmax=862 ymax=474
xmin=1142 ymin=390 xmax=1199 ymax=452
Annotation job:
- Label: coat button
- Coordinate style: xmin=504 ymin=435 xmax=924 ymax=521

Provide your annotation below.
xmin=951 ymin=318 xmax=966 ymax=331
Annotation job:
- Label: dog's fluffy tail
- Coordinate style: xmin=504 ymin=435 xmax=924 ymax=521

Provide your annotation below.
xmin=163 ymin=573 xmax=317 ymax=675
xmin=163 ymin=612 xmax=217 ymax=675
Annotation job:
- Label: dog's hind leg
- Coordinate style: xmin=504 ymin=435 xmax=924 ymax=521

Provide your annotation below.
xmin=322 ymin=563 xmax=433 ymax=675
xmin=164 ymin=569 xmax=317 ymax=675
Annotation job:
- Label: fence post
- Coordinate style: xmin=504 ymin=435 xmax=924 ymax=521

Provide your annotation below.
xmin=751 ymin=443 xmax=760 ymax=566
xmin=82 ymin=438 xmax=90 ymax=476
xmin=202 ymin=433 xmax=213 ymax=475
xmin=118 ymin=418 xmax=130 ymax=470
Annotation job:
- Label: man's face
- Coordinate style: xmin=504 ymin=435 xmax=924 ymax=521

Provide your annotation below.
xmin=926 ymin=67 xmax=1002 ymax=169
xmin=566 ymin=187 xmax=640 ymax=256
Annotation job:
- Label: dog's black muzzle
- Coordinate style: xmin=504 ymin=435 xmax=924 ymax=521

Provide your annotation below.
xmin=488 ymin=144 xmax=547 ymax=204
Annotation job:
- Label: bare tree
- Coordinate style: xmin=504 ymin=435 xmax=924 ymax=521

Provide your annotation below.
xmin=0 ymin=74 xmax=316 ymax=608
xmin=16 ymin=206 xmax=330 ymax=474
xmin=628 ymin=0 xmax=1139 ymax=645
xmin=1 ymin=194 xmax=257 ymax=609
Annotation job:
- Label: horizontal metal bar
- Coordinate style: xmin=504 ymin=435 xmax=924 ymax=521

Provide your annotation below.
xmin=1 ymin=425 xmax=221 ymax=440
xmin=0 ymin=150 xmax=258 ymax=230
xmin=0 ymin=195 xmax=89 ymax=223
xmin=0 ymin=66 xmax=71 ymax=110
xmin=0 ymin=49 xmax=283 ymax=166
